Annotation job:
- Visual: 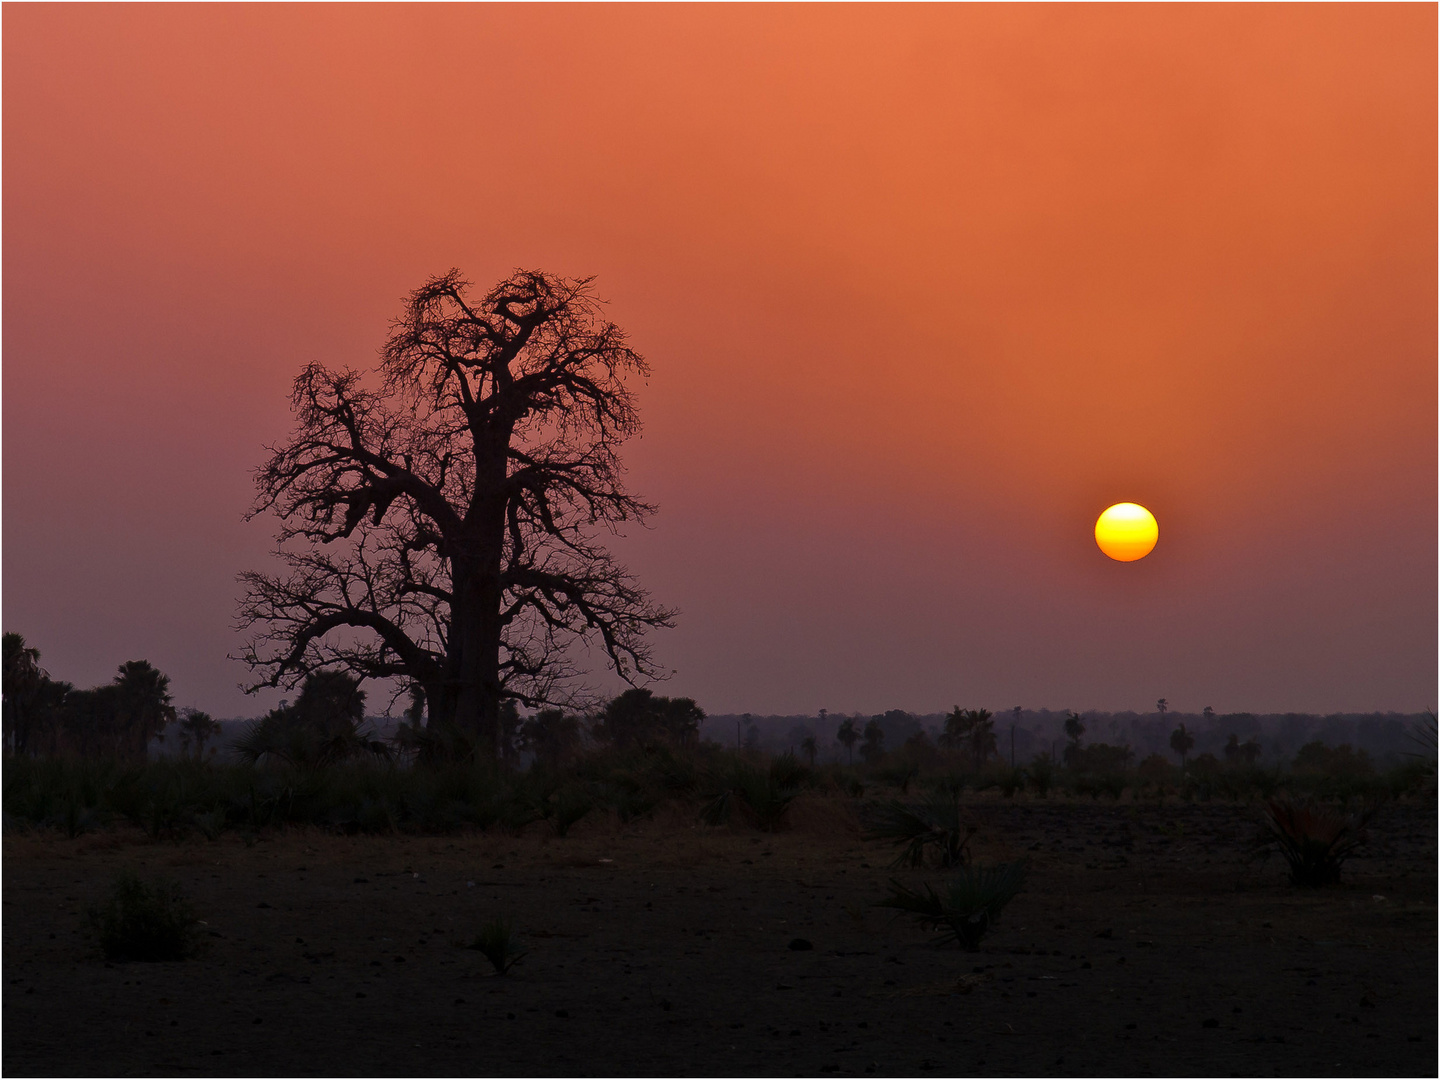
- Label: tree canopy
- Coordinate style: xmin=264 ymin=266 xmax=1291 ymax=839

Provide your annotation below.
xmin=591 ymin=688 xmax=704 ymax=750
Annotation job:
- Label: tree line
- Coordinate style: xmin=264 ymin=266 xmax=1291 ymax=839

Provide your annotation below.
xmin=1 ymin=633 xmax=218 ymax=761
xmin=3 ymin=631 xmax=704 ymax=771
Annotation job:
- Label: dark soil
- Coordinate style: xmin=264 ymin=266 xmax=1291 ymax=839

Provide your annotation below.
xmin=4 ymin=795 xmax=1435 ymax=1076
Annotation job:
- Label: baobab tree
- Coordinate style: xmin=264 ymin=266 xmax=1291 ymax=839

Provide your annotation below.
xmin=237 ymin=270 xmax=675 ymax=756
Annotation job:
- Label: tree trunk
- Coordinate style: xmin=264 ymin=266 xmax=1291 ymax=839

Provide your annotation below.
xmin=442 ymin=466 xmax=508 ymax=755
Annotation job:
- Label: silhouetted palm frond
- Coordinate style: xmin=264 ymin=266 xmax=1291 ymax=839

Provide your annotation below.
xmin=876 ymin=861 xmax=1028 ymax=950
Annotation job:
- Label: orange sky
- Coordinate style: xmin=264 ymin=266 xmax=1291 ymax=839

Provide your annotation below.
xmin=4 ymin=5 xmax=1435 ymax=717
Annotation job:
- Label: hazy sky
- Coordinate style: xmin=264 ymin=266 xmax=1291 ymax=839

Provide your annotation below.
xmin=4 ymin=5 xmax=1435 ymax=719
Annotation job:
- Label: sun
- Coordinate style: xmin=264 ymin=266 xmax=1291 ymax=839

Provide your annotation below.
xmin=1094 ymin=502 xmax=1158 ymax=562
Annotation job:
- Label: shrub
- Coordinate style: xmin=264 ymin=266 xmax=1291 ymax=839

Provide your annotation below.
xmin=544 ymin=784 xmax=594 ymax=837
xmin=1262 ymin=798 xmax=1371 ymax=887
xmin=871 ymin=762 xmax=919 ymax=793
xmin=768 ymin=752 xmax=811 ymax=792
xmin=1292 ymin=741 xmax=1373 ymax=779
xmin=88 ymin=872 xmax=200 ymax=962
xmin=1230 ymin=764 xmax=1283 ymax=800
xmin=814 ymin=763 xmax=864 ymax=798
xmin=875 ymin=861 xmax=1028 ymax=950
xmin=998 ymin=767 xmax=1026 ymax=799
xmin=1072 ymin=772 xmax=1127 ymax=800
xmin=1027 ymin=755 xmax=1054 ymax=797
xmin=863 ymin=790 xmax=974 ymax=868
xmin=699 ymin=756 xmax=801 ymax=831
xmin=1068 ymin=742 xmax=1134 ymax=775
xmin=469 ymin=918 xmax=526 ymax=975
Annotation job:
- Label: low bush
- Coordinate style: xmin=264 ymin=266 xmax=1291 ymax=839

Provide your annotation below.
xmin=875 ymin=860 xmax=1028 ymax=950
xmin=1262 ymin=797 xmax=1371 ymax=887
xmin=469 ymin=918 xmax=526 ymax=975
xmin=870 ymin=762 xmax=919 ymax=793
xmin=699 ymin=755 xmax=804 ymax=831
xmin=88 ymin=872 xmax=201 ymax=962
xmin=1027 ymin=755 xmax=1055 ymax=797
xmin=863 ymin=790 xmax=974 ymax=868
xmin=543 ymin=784 xmax=595 ymax=837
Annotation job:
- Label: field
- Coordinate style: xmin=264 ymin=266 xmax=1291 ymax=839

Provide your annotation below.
xmin=3 ymin=791 xmax=1435 ymax=1077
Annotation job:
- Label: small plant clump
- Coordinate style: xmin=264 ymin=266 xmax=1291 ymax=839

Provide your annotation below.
xmin=1263 ymin=798 xmax=1371 ymax=887
xmin=876 ymin=860 xmax=1028 ymax=951
xmin=699 ymin=755 xmax=805 ymax=831
xmin=863 ymin=790 xmax=974 ymax=868
xmin=470 ymin=918 xmax=527 ymax=975
xmin=88 ymin=872 xmax=201 ymax=962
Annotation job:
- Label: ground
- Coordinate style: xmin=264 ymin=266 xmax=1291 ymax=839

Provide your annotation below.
xmin=3 ymin=794 xmax=1435 ymax=1077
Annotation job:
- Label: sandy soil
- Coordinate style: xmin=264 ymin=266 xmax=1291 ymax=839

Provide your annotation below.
xmin=3 ymin=795 xmax=1435 ymax=1077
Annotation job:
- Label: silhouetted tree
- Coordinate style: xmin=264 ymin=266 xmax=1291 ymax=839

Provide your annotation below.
xmin=1223 ymin=732 xmax=1261 ymax=766
xmin=591 ymin=688 xmax=703 ymax=750
xmin=110 ymin=661 xmax=175 ymax=761
xmin=800 ymin=734 xmax=818 ymax=768
xmin=939 ymin=707 xmax=996 ymax=767
xmin=836 ymin=718 xmax=858 ymax=764
xmin=1062 ymin=710 xmax=1086 ymax=767
xmin=234 ymin=671 xmax=386 ymax=768
xmin=3 ymin=633 xmax=45 ymax=755
xmin=1169 ymin=722 xmax=1194 ymax=768
xmin=966 ymin=709 xmax=997 ymax=768
xmin=237 ymin=270 xmax=675 ymax=757
xmin=1203 ymin=705 xmax=1215 ymax=722
xmin=60 ymin=685 xmax=121 ymax=758
xmin=859 ymin=718 xmax=886 ymax=764
xmin=21 ymin=675 xmax=73 ymax=757
xmin=518 ymin=708 xmax=583 ymax=769
xmin=174 ymin=709 xmax=221 ymax=760
xmin=902 ymin=728 xmax=935 ymax=765
xmin=498 ymin=700 xmax=524 ymax=764
xmin=1157 ymin=698 xmax=1169 ymax=718
xmin=938 ymin=706 xmax=967 ymax=750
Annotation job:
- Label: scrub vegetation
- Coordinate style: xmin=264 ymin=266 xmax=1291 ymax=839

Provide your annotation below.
xmin=469 ymin=917 xmax=527 ymax=975
xmin=3 ymin=645 xmax=1431 ymax=865
xmin=875 ymin=860 xmax=1028 ymax=950
xmin=88 ymin=871 xmax=201 ymax=962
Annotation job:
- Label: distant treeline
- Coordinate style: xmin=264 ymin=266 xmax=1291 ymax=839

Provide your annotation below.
xmin=702 ymin=709 xmax=1434 ymax=768
xmin=7 ymin=628 xmax=1429 ymax=774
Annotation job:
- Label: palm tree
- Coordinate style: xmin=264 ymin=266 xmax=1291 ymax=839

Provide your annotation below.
xmin=113 ymin=661 xmax=175 ymax=762
xmin=860 ymin=719 xmax=886 ymax=764
xmin=938 ymin=706 xmax=968 ymax=750
xmin=968 ymin=710 xmax=997 ymax=769
xmin=176 ymin=708 xmax=221 ymax=760
xmin=1062 ymin=710 xmax=1086 ymax=767
xmin=1169 ymin=722 xmax=1194 ymax=768
xmin=800 ymin=734 xmax=818 ymax=769
xmin=2 ymin=633 xmax=45 ymax=756
xmin=836 ymin=718 xmax=859 ymax=765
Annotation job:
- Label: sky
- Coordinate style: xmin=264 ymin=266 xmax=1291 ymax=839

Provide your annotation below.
xmin=4 ymin=5 xmax=1435 ymax=720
